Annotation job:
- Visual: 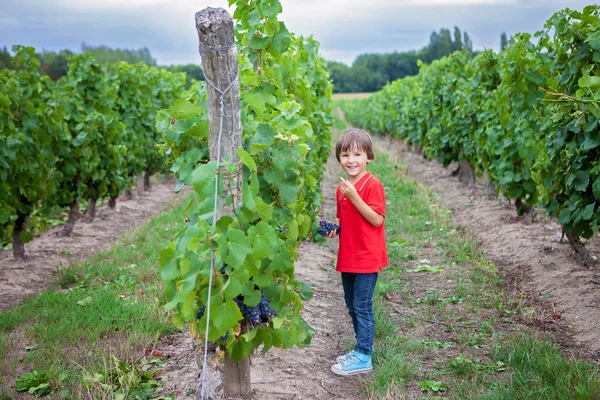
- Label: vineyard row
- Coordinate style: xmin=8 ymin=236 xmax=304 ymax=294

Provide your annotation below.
xmin=0 ymin=46 xmax=186 ymax=257
xmin=341 ymin=5 xmax=600 ymax=261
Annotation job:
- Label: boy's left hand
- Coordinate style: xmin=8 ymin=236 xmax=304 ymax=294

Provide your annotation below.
xmin=340 ymin=177 xmax=358 ymax=201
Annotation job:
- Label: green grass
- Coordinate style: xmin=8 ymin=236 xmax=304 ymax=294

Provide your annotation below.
xmin=333 ymin=107 xmax=600 ymax=400
xmin=0 ymin=193 xmax=191 ymax=398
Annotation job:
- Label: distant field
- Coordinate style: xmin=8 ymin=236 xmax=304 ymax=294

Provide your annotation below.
xmin=332 ymin=92 xmax=373 ymax=100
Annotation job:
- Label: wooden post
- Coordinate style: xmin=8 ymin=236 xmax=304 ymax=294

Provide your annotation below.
xmin=195 ymin=7 xmax=250 ymax=400
xmin=196 ymin=7 xmax=242 ymax=167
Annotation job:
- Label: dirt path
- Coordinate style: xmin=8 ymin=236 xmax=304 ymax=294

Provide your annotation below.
xmin=0 ymin=179 xmax=186 ymax=311
xmin=383 ymin=137 xmax=600 ymax=358
xmin=157 ymin=143 xmax=366 ymax=399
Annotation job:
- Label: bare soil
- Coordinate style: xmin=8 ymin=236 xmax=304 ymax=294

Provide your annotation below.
xmin=0 ymin=178 xmax=185 ymax=311
xmin=384 ymin=137 xmax=600 ymax=358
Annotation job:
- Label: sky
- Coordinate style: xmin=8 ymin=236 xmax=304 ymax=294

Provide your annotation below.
xmin=0 ymin=0 xmax=595 ymax=66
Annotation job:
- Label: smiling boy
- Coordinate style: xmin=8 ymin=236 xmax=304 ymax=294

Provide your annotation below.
xmin=326 ymin=128 xmax=388 ymax=376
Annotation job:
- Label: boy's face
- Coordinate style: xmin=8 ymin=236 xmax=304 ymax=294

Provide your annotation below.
xmin=339 ymin=147 xmax=371 ymax=180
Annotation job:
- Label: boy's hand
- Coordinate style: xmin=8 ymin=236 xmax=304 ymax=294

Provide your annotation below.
xmin=340 ymin=177 xmax=358 ymax=201
xmin=326 ymin=229 xmax=338 ymax=238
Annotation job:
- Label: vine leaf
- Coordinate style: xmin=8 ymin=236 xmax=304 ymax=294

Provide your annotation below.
xmin=237 ymin=148 xmax=257 ymax=172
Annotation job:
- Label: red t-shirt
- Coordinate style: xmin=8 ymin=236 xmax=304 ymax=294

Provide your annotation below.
xmin=335 ymin=172 xmax=388 ymax=273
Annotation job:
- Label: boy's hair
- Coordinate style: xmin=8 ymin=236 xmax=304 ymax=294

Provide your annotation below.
xmin=335 ymin=128 xmax=375 ymax=162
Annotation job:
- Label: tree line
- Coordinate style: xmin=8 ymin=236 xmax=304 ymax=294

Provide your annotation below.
xmin=329 ymin=27 xmax=475 ymax=93
xmin=0 ymin=44 xmax=204 ymax=87
xmin=0 ymin=29 xmax=510 ymax=94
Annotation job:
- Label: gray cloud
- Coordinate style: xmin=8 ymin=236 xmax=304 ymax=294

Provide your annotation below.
xmin=0 ymin=0 xmax=595 ymax=65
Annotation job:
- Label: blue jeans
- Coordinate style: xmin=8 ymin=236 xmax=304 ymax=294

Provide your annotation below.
xmin=341 ymin=272 xmax=378 ymax=356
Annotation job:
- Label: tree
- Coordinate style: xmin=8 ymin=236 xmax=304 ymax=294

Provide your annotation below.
xmin=0 ymin=47 xmax=13 ymax=70
xmin=500 ymin=32 xmax=508 ymax=50
xmin=438 ymin=28 xmax=453 ymax=58
xmin=463 ymin=32 xmax=473 ymax=52
xmin=453 ymin=27 xmax=463 ymax=51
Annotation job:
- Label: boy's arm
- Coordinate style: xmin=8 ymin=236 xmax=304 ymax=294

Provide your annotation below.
xmin=340 ymin=178 xmax=384 ymax=227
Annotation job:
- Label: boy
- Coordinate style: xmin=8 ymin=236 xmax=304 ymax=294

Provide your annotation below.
xmin=326 ymin=128 xmax=388 ymax=376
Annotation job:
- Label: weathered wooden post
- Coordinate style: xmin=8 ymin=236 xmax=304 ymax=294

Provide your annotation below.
xmin=195 ymin=7 xmax=250 ymax=399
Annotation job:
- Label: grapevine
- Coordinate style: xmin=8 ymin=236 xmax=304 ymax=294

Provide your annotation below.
xmin=341 ymin=4 xmax=600 ymax=255
xmin=0 ymin=47 xmax=187 ymax=253
xmin=157 ymin=0 xmax=332 ymax=362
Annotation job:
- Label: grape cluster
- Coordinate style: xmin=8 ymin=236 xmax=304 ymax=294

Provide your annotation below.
xmin=233 ymin=291 xmax=277 ymax=327
xmin=220 ymin=263 xmax=228 ymax=275
xmin=318 ymin=220 xmax=340 ymax=236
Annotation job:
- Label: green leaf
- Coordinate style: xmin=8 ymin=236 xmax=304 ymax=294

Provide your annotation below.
xmin=158 ymin=246 xmax=175 ymax=266
xmin=573 ymin=170 xmax=590 ymax=192
xmin=582 ymin=203 xmax=595 ymax=220
xmin=407 ymin=264 xmax=445 ymax=273
xmin=185 ymin=121 xmax=209 ymax=139
xmin=254 ymin=197 xmax=273 ymax=221
xmin=237 ymin=148 xmax=257 ymax=172
xmin=578 ymin=73 xmax=600 ymax=91
xmin=259 ymin=0 xmax=282 ymax=18
xmin=223 ymin=276 xmax=244 ymax=299
xmin=272 ymin=27 xmax=291 ymax=54
xmin=558 ymin=208 xmax=571 ymax=224
xmin=0 ymin=93 xmax=10 ymax=108
xmin=288 ymin=220 xmax=299 ymax=241
xmin=271 ymin=315 xmax=284 ymax=329
xmin=248 ymin=221 xmax=278 ymax=259
xmin=192 ymin=161 xmax=218 ymax=198
xmin=241 ymin=285 xmax=262 ymax=307
xmin=581 ymin=134 xmax=600 ymax=151
xmin=263 ymin=166 xmax=284 ymax=185
xmin=247 ymin=10 xmax=262 ymax=27
xmin=525 ymin=72 xmax=544 ymax=86
xmin=229 ymin=335 xmax=254 ymax=361
xmin=593 ymin=179 xmax=600 ymax=199
xmin=277 ymin=181 xmax=298 ymax=204
xmin=242 ymin=180 xmax=256 ymax=211
xmin=245 ymin=93 xmax=266 ymax=115
xmin=253 ymin=273 xmax=272 ymax=288
xmin=19 ymin=231 xmax=33 ymax=244
xmin=160 ymin=261 xmax=179 ymax=281
xmin=249 ymin=123 xmax=276 ymax=154
xmin=220 ymin=230 xmax=252 ymax=267
xmin=213 ymin=299 xmax=243 ymax=331
xmin=170 ymin=99 xmax=203 ymax=119
xmin=298 ymin=281 xmax=314 ymax=300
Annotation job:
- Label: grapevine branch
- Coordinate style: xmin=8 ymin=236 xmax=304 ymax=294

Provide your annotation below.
xmin=540 ymin=87 xmax=600 ymax=104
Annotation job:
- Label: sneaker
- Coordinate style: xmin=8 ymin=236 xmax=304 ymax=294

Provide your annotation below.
xmin=336 ymin=350 xmax=355 ymax=364
xmin=331 ymin=352 xmax=372 ymax=376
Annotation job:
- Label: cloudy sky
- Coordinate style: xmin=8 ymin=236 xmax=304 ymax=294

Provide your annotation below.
xmin=0 ymin=0 xmax=594 ymax=66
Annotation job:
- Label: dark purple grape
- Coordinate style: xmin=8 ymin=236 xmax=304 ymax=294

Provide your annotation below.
xmin=197 ymin=306 xmax=206 ymax=320
xmin=318 ymin=220 xmax=340 ymax=236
